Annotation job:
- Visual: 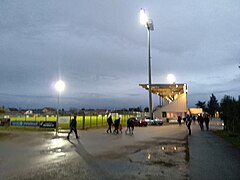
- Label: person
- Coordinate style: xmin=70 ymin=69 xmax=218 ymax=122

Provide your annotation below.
xmin=119 ymin=123 xmax=123 ymax=134
xmin=177 ymin=116 xmax=182 ymax=126
xmin=197 ymin=114 xmax=204 ymax=131
xmin=185 ymin=115 xmax=192 ymax=135
xmin=204 ymin=114 xmax=210 ymax=130
xmin=125 ymin=118 xmax=134 ymax=135
xmin=192 ymin=115 xmax=196 ymax=124
xmin=67 ymin=115 xmax=79 ymax=140
xmin=106 ymin=114 xmax=113 ymax=133
xmin=113 ymin=115 xmax=121 ymax=134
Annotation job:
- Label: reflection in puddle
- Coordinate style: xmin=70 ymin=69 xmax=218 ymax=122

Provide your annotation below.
xmin=40 ymin=138 xmax=67 ymax=157
xmin=160 ymin=145 xmax=183 ymax=152
xmin=41 ymin=148 xmax=65 ymax=155
xmin=143 ymin=144 xmax=186 ymax=165
xmin=51 ymin=138 xmax=65 ymax=148
xmin=54 ymin=152 xmax=66 ymax=157
xmin=147 ymin=153 xmax=151 ymax=160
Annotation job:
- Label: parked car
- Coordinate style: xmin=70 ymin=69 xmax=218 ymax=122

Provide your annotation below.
xmin=145 ymin=117 xmax=163 ymax=126
xmin=151 ymin=118 xmax=163 ymax=126
xmin=130 ymin=117 xmax=148 ymax=127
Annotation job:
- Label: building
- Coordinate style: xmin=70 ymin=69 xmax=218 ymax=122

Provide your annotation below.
xmin=139 ymin=83 xmax=188 ymax=121
xmin=188 ymin=108 xmax=203 ymax=116
xmin=42 ymin=107 xmax=56 ymax=115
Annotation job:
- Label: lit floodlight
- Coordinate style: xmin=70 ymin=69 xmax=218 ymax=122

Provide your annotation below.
xmin=54 ymin=80 xmax=65 ymax=136
xmin=167 ymin=74 xmax=176 ymax=84
xmin=147 ymin=19 xmax=154 ymax=31
xmin=139 ymin=8 xmax=148 ymax=25
xmin=55 ymin=80 xmax=65 ymax=93
xmin=139 ymin=8 xmax=154 ymax=119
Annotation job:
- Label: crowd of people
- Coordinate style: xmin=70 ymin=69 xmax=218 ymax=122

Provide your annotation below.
xmin=181 ymin=114 xmax=210 ymax=136
xmin=106 ymin=114 xmax=124 ymax=134
xmin=66 ymin=113 xmax=210 ymax=140
xmin=106 ymin=114 xmax=134 ymax=135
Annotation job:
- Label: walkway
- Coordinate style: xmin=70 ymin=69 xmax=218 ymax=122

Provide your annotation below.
xmin=189 ymin=122 xmax=240 ymax=180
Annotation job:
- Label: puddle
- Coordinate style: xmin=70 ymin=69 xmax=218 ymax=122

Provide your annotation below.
xmin=39 ymin=137 xmax=69 ymax=157
xmin=125 ymin=141 xmax=188 ymax=179
xmin=128 ymin=144 xmax=186 ymax=166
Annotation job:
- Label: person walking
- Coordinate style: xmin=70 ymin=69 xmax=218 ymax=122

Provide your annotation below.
xmin=186 ymin=115 xmax=192 ymax=136
xmin=177 ymin=116 xmax=182 ymax=126
xmin=113 ymin=115 xmax=121 ymax=134
xmin=204 ymin=114 xmax=210 ymax=130
xmin=125 ymin=118 xmax=134 ymax=135
xmin=67 ymin=115 xmax=79 ymax=140
xmin=197 ymin=114 xmax=204 ymax=131
xmin=106 ymin=114 xmax=113 ymax=133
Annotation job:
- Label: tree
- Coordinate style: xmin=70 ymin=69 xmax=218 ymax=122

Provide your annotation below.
xmin=144 ymin=107 xmax=149 ymax=112
xmin=69 ymin=107 xmax=78 ymax=114
xmin=0 ymin=108 xmax=5 ymax=113
xmin=207 ymin=94 xmax=219 ymax=117
xmin=220 ymin=95 xmax=240 ymax=132
xmin=195 ymin=101 xmax=206 ymax=111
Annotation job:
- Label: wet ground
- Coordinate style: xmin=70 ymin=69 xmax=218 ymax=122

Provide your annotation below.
xmin=0 ymin=125 xmax=189 ymax=180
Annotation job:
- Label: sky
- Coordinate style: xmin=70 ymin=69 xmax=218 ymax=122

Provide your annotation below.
xmin=0 ymin=0 xmax=240 ymax=110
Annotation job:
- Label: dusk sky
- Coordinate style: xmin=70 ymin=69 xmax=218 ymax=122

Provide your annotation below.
xmin=0 ymin=0 xmax=240 ymax=110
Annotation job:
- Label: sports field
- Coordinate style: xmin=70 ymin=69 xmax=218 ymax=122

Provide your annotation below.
xmin=7 ymin=114 xmax=132 ymax=130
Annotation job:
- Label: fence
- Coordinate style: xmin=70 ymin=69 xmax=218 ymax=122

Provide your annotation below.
xmin=3 ymin=113 xmax=138 ymax=130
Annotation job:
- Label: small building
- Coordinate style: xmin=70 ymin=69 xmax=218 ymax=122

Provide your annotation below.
xmin=139 ymin=83 xmax=188 ymax=121
xmin=24 ymin=110 xmax=33 ymax=115
xmin=95 ymin=109 xmax=108 ymax=115
xmin=42 ymin=107 xmax=56 ymax=115
xmin=188 ymin=108 xmax=203 ymax=116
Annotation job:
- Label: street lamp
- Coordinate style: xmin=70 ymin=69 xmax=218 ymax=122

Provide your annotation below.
xmin=55 ymin=80 xmax=65 ymax=136
xmin=139 ymin=8 xmax=154 ymax=119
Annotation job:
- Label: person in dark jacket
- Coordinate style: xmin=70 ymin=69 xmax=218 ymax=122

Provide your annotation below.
xmin=204 ymin=114 xmax=210 ymax=130
xmin=177 ymin=116 xmax=182 ymax=126
xmin=113 ymin=116 xmax=121 ymax=134
xmin=67 ymin=115 xmax=79 ymax=140
xmin=186 ymin=115 xmax=192 ymax=135
xmin=125 ymin=118 xmax=134 ymax=135
xmin=197 ymin=114 xmax=204 ymax=131
xmin=106 ymin=114 xmax=113 ymax=133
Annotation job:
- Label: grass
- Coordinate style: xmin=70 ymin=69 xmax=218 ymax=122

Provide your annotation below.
xmin=214 ymin=130 xmax=240 ymax=148
xmin=0 ymin=114 xmax=132 ymax=131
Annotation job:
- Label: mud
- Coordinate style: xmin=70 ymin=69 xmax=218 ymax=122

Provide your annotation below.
xmin=95 ymin=137 xmax=189 ymax=180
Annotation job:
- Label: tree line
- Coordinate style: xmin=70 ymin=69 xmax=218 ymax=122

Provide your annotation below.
xmin=196 ymin=93 xmax=240 ymax=134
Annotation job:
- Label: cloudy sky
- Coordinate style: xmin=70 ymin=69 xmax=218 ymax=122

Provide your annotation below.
xmin=0 ymin=0 xmax=240 ymax=110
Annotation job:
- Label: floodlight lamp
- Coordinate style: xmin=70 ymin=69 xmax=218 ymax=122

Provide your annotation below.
xmin=147 ymin=19 xmax=154 ymax=31
xmin=139 ymin=8 xmax=148 ymax=25
xmin=55 ymin=80 xmax=65 ymax=93
xmin=167 ymin=74 xmax=176 ymax=84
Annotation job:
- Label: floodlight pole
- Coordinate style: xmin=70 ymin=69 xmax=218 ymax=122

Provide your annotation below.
xmin=140 ymin=9 xmax=154 ymax=119
xmin=147 ymin=28 xmax=153 ymax=119
xmin=55 ymin=92 xmax=60 ymax=136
